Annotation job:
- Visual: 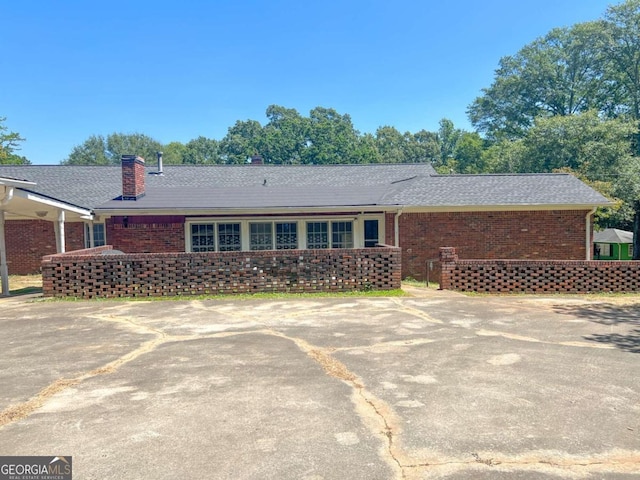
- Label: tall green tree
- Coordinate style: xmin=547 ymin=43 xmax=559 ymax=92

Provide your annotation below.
xmin=261 ymin=105 xmax=309 ymax=164
xmin=0 ymin=117 xmax=30 ymax=164
xmin=64 ymin=135 xmax=110 ymax=165
xmin=219 ymin=120 xmax=265 ymax=164
xmin=63 ymin=133 xmax=164 ymax=165
xmin=184 ymin=137 xmax=220 ymax=164
xmin=304 ymin=107 xmax=360 ymax=164
xmin=602 ymin=0 xmax=640 ymax=134
xmin=469 ymin=22 xmax=610 ymax=139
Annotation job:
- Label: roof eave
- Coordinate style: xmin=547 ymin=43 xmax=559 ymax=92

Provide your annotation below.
xmin=94 ymin=204 xmax=401 ymax=217
xmin=400 ymin=202 xmax=611 ymax=213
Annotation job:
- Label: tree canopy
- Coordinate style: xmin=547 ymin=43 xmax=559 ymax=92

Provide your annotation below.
xmin=0 ymin=117 xmax=30 ymax=165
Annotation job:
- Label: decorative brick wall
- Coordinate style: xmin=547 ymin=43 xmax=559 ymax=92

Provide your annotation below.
xmin=42 ymin=246 xmax=401 ymax=298
xmin=400 ymin=210 xmax=590 ymax=280
xmin=439 ymin=247 xmax=640 ymax=293
xmin=6 ymin=220 xmax=85 ymax=274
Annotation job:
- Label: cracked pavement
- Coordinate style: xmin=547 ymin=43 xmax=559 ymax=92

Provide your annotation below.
xmin=0 ymin=288 xmax=639 ymax=479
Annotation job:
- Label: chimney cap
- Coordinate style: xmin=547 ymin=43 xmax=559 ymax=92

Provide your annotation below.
xmin=250 ymin=153 xmax=264 ymax=165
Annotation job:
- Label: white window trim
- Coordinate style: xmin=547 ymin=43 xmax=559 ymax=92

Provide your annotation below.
xmin=185 ymin=215 xmax=385 ymax=252
xmin=85 ymin=222 xmax=106 ymax=248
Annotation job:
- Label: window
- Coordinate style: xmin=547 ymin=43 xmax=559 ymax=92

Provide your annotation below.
xmin=250 ymin=223 xmax=273 ymax=250
xmin=190 ymin=223 xmax=241 ymax=252
xmin=306 ymin=221 xmax=354 ymax=249
xmin=191 ymin=224 xmax=216 ymax=252
xmin=218 ymin=223 xmax=241 ymax=251
xmin=307 ymin=222 xmax=329 ymax=249
xmin=364 ymin=219 xmax=379 ymax=247
xmin=276 ymin=222 xmax=297 ymax=249
xmin=85 ymin=223 xmax=106 ymax=248
xmin=595 ymin=243 xmax=611 ymax=258
xmin=331 ymin=221 xmax=353 ymax=248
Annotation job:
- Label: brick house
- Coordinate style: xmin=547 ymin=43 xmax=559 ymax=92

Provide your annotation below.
xmin=0 ymin=155 xmax=610 ymax=280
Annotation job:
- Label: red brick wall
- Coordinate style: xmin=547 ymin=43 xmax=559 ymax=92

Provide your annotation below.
xmin=439 ymin=247 xmax=640 ymax=293
xmin=106 ymin=216 xmax=185 ymax=253
xmin=5 ymin=220 xmax=85 ymax=274
xmin=399 ymin=210 xmax=590 ymax=280
xmin=42 ymin=246 xmax=402 ymax=298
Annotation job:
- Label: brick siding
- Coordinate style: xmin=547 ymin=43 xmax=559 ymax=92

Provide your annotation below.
xmin=400 ymin=210 xmax=590 ymax=280
xmin=439 ymin=247 xmax=640 ymax=293
xmin=42 ymin=246 xmax=401 ymax=299
xmin=105 ymin=216 xmax=185 ymax=253
xmin=6 ymin=220 xmax=85 ymax=274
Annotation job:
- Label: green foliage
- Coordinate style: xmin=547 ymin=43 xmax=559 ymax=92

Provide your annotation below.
xmin=0 ymin=117 xmax=30 ymax=164
xmin=63 ymin=133 xmax=163 ymax=165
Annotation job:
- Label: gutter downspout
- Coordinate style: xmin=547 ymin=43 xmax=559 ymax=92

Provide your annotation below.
xmin=586 ymin=208 xmax=596 ymax=261
xmin=394 ymin=208 xmax=403 ymax=248
xmin=0 ymin=186 xmax=15 ymax=297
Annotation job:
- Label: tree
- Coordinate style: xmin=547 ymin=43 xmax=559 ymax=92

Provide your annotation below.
xmin=63 ymin=135 xmax=110 ymax=165
xmin=162 ymin=141 xmax=188 ymax=165
xmin=261 ymin=105 xmax=309 ymax=164
xmin=105 ymin=133 xmax=164 ymax=165
xmin=63 ymin=133 xmax=164 ymax=165
xmin=184 ymin=137 xmax=221 ymax=164
xmin=0 ymin=117 xmax=30 ymax=164
xmin=437 ymin=119 xmax=462 ymax=167
xmin=304 ymin=107 xmax=360 ymax=164
xmin=469 ymin=22 xmax=610 ymax=139
xmin=219 ymin=120 xmax=265 ymax=164
xmin=452 ymin=132 xmax=485 ymax=173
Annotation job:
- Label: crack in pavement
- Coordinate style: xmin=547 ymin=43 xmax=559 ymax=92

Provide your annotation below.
xmin=401 ymin=450 xmax=640 ymax=478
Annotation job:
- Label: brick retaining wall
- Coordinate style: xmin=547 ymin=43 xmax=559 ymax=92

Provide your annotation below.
xmin=439 ymin=247 xmax=640 ymax=293
xmin=42 ymin=246 xmax=401 ymax=299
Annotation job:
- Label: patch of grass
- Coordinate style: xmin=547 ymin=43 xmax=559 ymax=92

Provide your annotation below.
xmin=1 ymin=275 xmax=43 ymax=297
xmin=402 ymin=278 xmax=440 ymax=289
xmin=38 ymin=288 xmax=408 ymax=302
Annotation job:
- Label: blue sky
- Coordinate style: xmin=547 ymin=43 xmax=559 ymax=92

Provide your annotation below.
xmin=2 ymin=0 xmax=613 ymax=165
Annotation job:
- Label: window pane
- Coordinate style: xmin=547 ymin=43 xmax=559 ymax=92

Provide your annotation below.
xmin=307 ymin=222 xmax=328 ymax=249
xmin=218 ymin=223 xmax=241 ymax=251
xmin=191 ymin=223 xmax=216 ymax=252
xmin=250 ymin=222 xmax=273 ymax=250
xmin=276 ymin=222 xmax=298 ymax=249
xmin=332 ymin=221 xmax=353 ymax=248
xmin=364 ymin=220 xmax=379 ymax=248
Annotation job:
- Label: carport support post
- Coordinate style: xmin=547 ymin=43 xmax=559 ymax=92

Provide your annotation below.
xmin=54 ymin=210 xmax=66 ymax=253
xmin=0 ymin=210 xmax=9 ymax=297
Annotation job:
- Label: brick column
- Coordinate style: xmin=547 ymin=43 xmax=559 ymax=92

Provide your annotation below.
xmin=439 ymin=247 xmax=458 ymax=290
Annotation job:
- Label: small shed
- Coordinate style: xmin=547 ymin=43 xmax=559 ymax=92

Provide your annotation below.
xmin=594 ymin=228 xmax=634 ymax=260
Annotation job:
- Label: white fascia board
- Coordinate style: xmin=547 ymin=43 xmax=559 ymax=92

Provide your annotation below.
xmin=18 ymin=190 xmax=93 ymax=216
xmin=400 ymin=203 xmax=612 ymax=213
xmin=95 ymin=205 xmax=399 ymax=217
xmin=0 ymin=177 xmax=36 ymax=188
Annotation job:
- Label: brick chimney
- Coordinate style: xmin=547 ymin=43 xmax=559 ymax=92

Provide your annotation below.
xmin=250 ymin=153 xmax=264 ymax=165
xmin=121 ymin=155 xmax=145 ymax=200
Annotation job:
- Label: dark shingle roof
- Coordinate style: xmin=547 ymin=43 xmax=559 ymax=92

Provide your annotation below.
xmin=0 ymin=164 xmax=610 ymax=212
xmin=384 ymin=174 xmax=610 ymax=207
xmin=0 ymin=164 xmax=434 ymax=209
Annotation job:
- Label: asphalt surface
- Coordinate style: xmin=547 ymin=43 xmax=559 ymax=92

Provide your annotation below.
xmin=0 ymin=287 xmax=639 ymax=479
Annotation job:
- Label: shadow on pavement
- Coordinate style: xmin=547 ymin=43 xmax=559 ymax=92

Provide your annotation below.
xmin=553 ymin=302 xmax=640 ymax=354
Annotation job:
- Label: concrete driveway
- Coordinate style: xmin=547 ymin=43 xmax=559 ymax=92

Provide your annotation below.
xmin=0 ymin=288 xmax=638 ymax=479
